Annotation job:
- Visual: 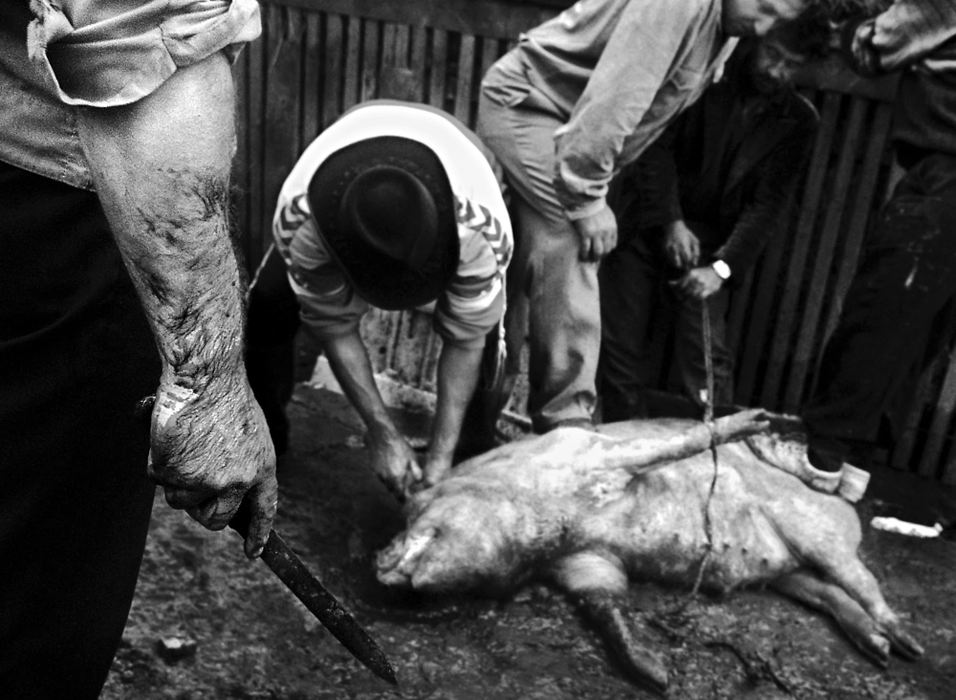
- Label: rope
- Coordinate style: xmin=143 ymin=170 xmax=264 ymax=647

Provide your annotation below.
xmin=245 ymin=241 xmax=277 ymax=304
xmin=702 ymin=300 xmax=715 ymax=424
xmin=690 ymin=299 xmax=719 ymax=598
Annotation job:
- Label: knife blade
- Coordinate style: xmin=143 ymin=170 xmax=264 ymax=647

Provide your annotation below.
xmin=229 ymin=504 xmax=398 ymax=686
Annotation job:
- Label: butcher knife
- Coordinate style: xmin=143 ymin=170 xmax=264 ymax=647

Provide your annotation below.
xmin=229 ymin=503 xmax=398 ymax=685
xmin=136 ymin=395 xmax=398 ymax=685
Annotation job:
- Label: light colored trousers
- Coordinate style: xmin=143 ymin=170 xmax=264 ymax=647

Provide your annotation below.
xmin=477 ymin=69 xmax=599 ymax=432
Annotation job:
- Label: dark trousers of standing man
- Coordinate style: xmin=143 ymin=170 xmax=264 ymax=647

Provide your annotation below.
xmin=0 ymin=162 xmax=159 ymax=698
xmin=599 ymin=232 xmax=735 ymax=422
xmin=803 ymin=153 xmax=956 ymax=464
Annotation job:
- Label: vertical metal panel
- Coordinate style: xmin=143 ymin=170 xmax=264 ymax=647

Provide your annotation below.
xmin=782 ymin=98 xmax=868 ymax=411
xmin=428 ymin=29 xmax=449 ymax=110
xmin=301 ymin=13 xmax=323 ymax=144
xmin=755 ymin=92 xmax=842 ymax=408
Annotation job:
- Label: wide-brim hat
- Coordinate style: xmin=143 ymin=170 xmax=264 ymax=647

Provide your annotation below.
xmin=307 ymin=136 xmax=459 ymax=310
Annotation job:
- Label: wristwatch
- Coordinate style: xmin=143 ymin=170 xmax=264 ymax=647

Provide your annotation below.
xmin=711 ymin=259 xmax=732 ymax=281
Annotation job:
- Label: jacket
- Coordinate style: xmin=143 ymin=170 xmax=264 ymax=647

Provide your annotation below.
xmin=620 ymin=53 xmax=819 ymax=276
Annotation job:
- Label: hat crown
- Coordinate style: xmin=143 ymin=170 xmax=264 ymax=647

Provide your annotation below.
xmin=306 ymin=134 xmax=458 ymax=310
xmin=338 ymin=165 xmax=438 ymax=270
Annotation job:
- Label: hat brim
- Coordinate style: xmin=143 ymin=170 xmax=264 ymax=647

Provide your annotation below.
xmin=307 ymin=136 xmax=458 ymax=310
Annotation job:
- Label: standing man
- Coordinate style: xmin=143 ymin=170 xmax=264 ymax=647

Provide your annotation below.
xmin=0 ymin=2 xmax=277 ymax=696
xmin=271 ymin=100 xmax=512 ymax=498
xmin=599 ymin=35 xmax=820 ymax=421
xmin=477 ymin=0 xmax=844 ymax=434
xmin=801 ymin=0 xmax=956 ymax=498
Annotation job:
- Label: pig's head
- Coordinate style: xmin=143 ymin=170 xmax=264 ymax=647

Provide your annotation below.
xmin=376 ymin=481 xmax=538 ymax=595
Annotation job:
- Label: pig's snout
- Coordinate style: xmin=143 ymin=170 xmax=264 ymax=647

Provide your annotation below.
xmin=376 ymin=529 xmax=437 ymax=587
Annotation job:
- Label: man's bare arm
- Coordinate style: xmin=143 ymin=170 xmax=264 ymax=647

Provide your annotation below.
xmin=76 ymin=53 xmax=277 ymax=558
xmin=422 ymin=341 xmax=483 ymax=485
xmin=321 ymin=329 xmax=422 ymax=499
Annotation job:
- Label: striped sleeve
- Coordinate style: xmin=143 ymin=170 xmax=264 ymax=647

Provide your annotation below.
xmin=272 ymin=192 xmax=369 ymax=340
xmin=433 ymin=194 xmax=512 ymax=348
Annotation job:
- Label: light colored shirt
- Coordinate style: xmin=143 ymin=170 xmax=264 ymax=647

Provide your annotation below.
xmin=482 ymin=0 xmax=737 ymax=219
xmin=0 ymin=0 xmax=260 ymax=189
xmin=273 ymin=102 xmax=513 ymax=349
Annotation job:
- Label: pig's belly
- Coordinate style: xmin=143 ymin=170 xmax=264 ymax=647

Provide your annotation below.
xmin=588 ymin=458 xmax=800 ymax=592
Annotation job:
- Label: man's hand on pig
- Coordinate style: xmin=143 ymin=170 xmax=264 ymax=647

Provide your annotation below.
xmin=672 ymin=265 xmax=724 ymax=300
xmin=368 ymin=426 xmax=423 ymax=501
xmin=421 ymin=452 xmax=454 ymax=490
xmin=147 ymin=374 xmax=278 ymax=559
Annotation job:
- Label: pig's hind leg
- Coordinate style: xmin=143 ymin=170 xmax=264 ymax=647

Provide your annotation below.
xmin=553 ymin=552 xmax=669 ymax=694
xmin=814 ymin=556 xmax=923 ymax=661
xmin=772 ymin=569 xmax=892 ymax=665
xmin=772 ymin=568 xmax=922 ymax=666
xmin=772 ymin=503 xmax=923 ymax=663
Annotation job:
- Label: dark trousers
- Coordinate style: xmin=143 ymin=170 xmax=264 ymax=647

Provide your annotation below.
xmin=0 ymin=163 xmax=159 ymax=697
xmin=246 ymin=246 xmax=301 ymax=455
xmin=599 ymin=235 xmax=734 ymax=422
xmin=803 ymin=153 xmax=956 ymax=450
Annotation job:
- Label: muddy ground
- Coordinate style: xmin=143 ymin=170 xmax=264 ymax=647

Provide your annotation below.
xmin=102 ymin=383 xmax=956 ymax=700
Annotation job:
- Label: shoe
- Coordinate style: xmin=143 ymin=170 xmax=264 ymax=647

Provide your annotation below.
xmin=837 ymin=463 xmax=870 ymax=503
xmin=806 ymin=436 xmax=847 ymax=473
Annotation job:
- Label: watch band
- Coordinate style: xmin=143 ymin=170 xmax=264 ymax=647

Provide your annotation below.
xmin=712 ymin=259 xmax=732 ymax=281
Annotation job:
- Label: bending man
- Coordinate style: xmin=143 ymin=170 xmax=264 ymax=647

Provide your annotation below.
xmin=271 ymin=100 xmax=512 ymax=498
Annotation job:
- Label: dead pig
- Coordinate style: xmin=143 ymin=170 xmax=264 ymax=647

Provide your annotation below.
xmin=376 ymin=410 xmax=923 ymax=691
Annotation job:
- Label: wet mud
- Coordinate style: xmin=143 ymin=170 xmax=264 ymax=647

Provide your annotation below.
xmin=103 ymin=384 xmax=956 ymax=700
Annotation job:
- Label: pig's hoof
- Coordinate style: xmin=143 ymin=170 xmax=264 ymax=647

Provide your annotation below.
xmin=859 ymin=633 xmax=891 ymax=668
xmin=615 ymin=645 xmax=668 ymax=696
xmin=888 ymin=625 xmax=924 ymax=660
xmin=628 ymin=657 xmax=668 ymax=696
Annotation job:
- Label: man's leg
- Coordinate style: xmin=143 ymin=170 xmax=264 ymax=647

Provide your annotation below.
xmin=246 ymin=246 xmax=301 ymax=456
xmin=803 ymin=155 xmax=956 ymax=470
xmin=477 ymin=92 xmax=599 ymax=432
xmin=598 ymin=238 xmax=663 ymax=421
xmin=673 ymin=286 xmax=735 ymax=410
xmin=0 ymin=164 xmax=159 ymax=698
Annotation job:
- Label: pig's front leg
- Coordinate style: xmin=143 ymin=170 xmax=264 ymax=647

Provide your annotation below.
xmin=552 ymin=552 xmax=668 ymax=694
xmin=598 ymin=409 xmax=771 ymax=473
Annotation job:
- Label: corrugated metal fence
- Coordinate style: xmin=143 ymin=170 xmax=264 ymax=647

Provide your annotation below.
xmin=231 ymin=0 xmax=956 ymax=483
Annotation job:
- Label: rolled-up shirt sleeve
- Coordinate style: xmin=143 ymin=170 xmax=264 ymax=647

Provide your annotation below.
xmin=27 ymin=0 xmax=261 ymax=107
xmin=435 ymin=277 xmax=505 ymax=349
xmin=840 ymin=0 xmax=956 ymax=76
xmin=554 ymin=0 xmax=704 ymax=219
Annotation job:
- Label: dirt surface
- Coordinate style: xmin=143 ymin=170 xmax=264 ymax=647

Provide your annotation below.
xmin=102 ymin=384 xmax=956 ymax=700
